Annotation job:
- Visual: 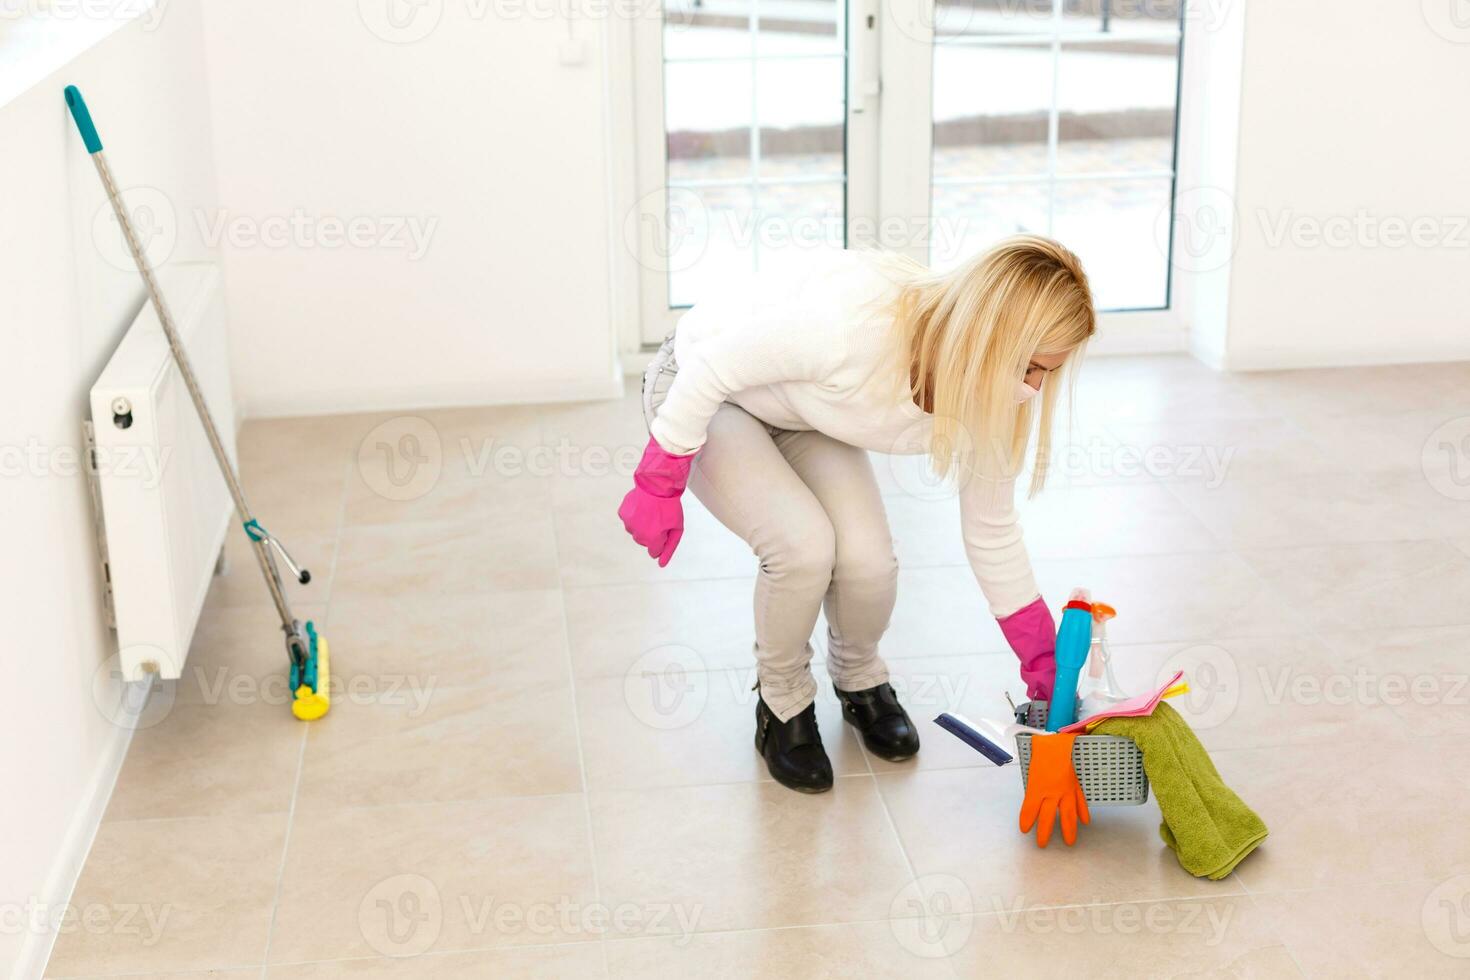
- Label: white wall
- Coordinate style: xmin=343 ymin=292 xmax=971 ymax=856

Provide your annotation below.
xmin=1196 ymin=0 xmax=1470 ymax=369
xmin=198 ymin=1 xmax=626 ymax=418
xmin=0 ymin=5 xmax=221 ymax=975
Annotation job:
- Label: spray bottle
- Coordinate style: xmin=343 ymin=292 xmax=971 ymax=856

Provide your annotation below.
xmin=1044 ymin=589 xmax=1093 ymax=732
xmin=1077 ymin=601 xmax=1129 ymax=720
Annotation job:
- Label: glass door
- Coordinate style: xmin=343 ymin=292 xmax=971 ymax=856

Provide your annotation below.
xmin=926 ymin=0 xmax=1184 ymax=311
xmin=631 ymin=0 xmax=859 ymax=344
xmin=630 ymin=0 xmax=1187 ymax=342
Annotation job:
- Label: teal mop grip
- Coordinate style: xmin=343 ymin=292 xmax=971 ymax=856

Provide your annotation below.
xmin=64 ymin=86 xmax=103 ymax=153
xmin=1044 ymin=602 xmax=1093 ymax=732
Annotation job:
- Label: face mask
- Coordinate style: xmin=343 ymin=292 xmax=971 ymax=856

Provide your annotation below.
xmin=1015 ymin=380 xmax=1040 ymax=404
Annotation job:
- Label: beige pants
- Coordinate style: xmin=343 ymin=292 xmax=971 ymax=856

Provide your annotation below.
xmin=643 ymin=337 xmax=897 ymax=721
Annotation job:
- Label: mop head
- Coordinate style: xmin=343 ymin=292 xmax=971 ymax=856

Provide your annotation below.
xmin=290 ymin=621 xmax=331 ymax=721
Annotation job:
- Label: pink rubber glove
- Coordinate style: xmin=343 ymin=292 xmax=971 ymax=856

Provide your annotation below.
xmin=618 ymin=436 xmax=695 ymax=567
xmin=998 ymin=596 xmax=1057 ymax=701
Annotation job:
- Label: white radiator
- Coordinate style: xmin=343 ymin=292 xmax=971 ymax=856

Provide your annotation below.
xmin=87 ymin=262 xmax=236 ymax=681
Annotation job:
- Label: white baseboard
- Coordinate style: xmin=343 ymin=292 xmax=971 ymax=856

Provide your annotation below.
xmin=243 ymin=365 xmax=626 ymax=420
xmin=1222 ymin=344 xmax=1470 ymax=372
xmin=12 ymin=711 xmax=136 ymax=980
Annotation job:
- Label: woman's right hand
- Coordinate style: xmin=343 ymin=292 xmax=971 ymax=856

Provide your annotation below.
xmin=617 ymin=437 xmax=695 ymax=567
xmin=997 ymin=596 xmax=1057 ymax=700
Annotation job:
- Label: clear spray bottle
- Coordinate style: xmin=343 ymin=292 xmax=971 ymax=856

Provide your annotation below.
xmin=1077 ymin=601 xmax=1128 ymax=721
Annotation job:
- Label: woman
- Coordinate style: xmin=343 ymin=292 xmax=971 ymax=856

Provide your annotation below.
xmin=619 ymin=235 xmax=1096 ymax=793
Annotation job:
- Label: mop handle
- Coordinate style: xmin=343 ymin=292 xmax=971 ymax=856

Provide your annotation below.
xmin=63 ymin=85 xmax=305 ymax=654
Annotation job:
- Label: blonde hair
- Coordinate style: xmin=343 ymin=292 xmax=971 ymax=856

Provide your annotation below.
xmin=878 ymin=235 xmax=1096 ymax=496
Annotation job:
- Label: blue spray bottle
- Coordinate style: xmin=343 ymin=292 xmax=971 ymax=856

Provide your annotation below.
xmin=1044 ymin=591 xmax=1094 ymax=732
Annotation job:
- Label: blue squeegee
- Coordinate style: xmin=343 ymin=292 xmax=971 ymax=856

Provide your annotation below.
xmin=934 ymin=712 xmax=1014 ymax=766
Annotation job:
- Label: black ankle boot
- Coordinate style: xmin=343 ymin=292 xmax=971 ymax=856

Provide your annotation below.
xmin=835 ymin=682 xmax=920 ymax=762
xmin=754 ymin=696 xmax=834 ymax=794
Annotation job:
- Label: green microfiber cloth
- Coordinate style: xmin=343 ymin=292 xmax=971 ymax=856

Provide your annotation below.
xmin=1094 ymin=702 xmax=1267 ymax=880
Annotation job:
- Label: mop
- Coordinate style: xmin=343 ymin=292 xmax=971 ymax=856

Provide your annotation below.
xmin=65 ymin=85 xmax=330 ymax=721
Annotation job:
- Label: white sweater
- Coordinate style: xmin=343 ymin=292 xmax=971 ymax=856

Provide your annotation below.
xmin=650 ymin=249 xmax=1040 ymax=618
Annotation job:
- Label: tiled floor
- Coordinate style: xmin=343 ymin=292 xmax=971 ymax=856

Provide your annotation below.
xmin=46 ymin=355 xmax=1470 ymax=978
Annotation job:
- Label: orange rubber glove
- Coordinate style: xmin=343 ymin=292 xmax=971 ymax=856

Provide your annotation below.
xmin=1019 ymin=733 xmax=1091 ymax=847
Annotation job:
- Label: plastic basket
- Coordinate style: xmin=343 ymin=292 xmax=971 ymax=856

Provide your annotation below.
xmin=1014 ymin=702 xmax=1149 ymax=806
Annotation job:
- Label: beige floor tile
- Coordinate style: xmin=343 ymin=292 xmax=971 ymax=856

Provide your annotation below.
xmin=341 ymin=465 xmax=551 ymax=530
xmin=878 ymin=567 xmax=1009 ymax=659
xmin=563 ymin=579 xmax=762 ymax=678
xmin=1233 ymin=362 xmax=1470 ymax=419
xmin=1106 ymin=415 xmax=1342 ymax=487
xmin=1016 ymin=483 xmax=1221 ymax=559
xmin=590 ymin=779 xmax=914 ymax=934
xmin=554 ymin=499 xmax=755 ymax=587
xmin=266 ymin=944 xmax=605 ymax=979
xmin=604 ymin=920 xmax=956 ymax=979
xmin=884 ymin=494 xmax=969 ymax=569
xmin=867 ymin=654 xmax=1029 ymax=773
xmin=1165 ymin=473 xmax=1446 ymax=549
xmin=183 ymin=601 xmax=331 ymax=704
xmin=212 ymin=530 xmax=338 ymax=611
xmin=1031 ymin=552 xmax=1306 ymax=644
xmin=949 ymin=895 xmax=1295 ymax=978
xmin=334 ymin=513 xmax=559 ymax=599
xmin=575 ymin=667 xmax=866 ymax=791
xmin=295 ymin=677 xmax=581 ymax=809
xmin=46 ymin=814 xmax=287 ymax=976
xmin=1214 ymin=739 xmax=1470 ymax=892
xmin=1315 ymin=623 xmax=1470 ymax=737
xmin=876 ymin=767 xmax=1239 ymax=913
xmin=1103 ymin=634 xmax=1409 ymax=753
xmin=269 ymin=797 xmax=597 ymax=962
xmin=103 ymin=699 xmax=305 ymax=821
xmin=1075 ymin=354 xmax=1271 ymax=424
xmin=50 ymin=971 xmax=264 ymax=979
xmin=1254 ymin=879 xmax=1470 ymax=978
xmin=1240 ymin=539 xmax=1470 ymax=632
xmin=321 ymin=590 xmax=566 ymax=691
